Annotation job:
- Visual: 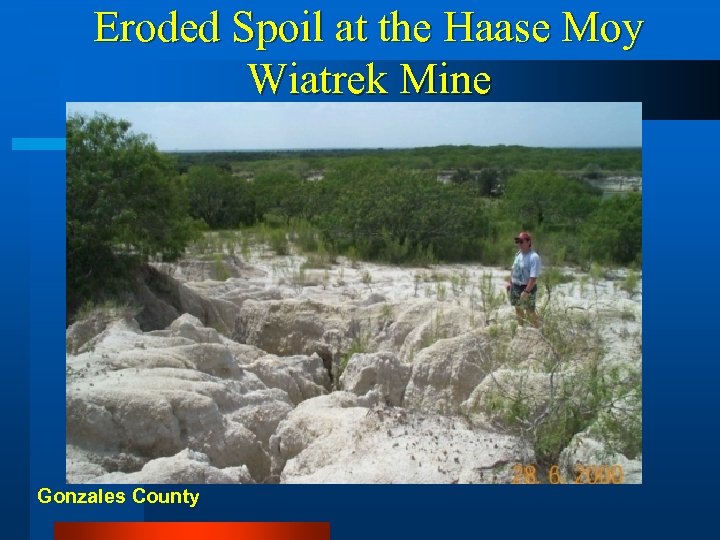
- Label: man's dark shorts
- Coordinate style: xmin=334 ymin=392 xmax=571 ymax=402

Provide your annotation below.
xmin=510 ymin=283 xmax=537 ymax=309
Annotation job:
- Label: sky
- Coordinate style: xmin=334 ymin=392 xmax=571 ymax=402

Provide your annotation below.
xmin=66 ymin=102 xmax=641 ymax=151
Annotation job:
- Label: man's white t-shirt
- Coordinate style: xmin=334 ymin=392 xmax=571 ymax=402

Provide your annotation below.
xmin=511 ymin=250 xmax=541 ymax=285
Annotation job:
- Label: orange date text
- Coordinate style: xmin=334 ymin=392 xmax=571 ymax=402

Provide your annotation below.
xmin=512 ymin=464 xmax=625 ymax=484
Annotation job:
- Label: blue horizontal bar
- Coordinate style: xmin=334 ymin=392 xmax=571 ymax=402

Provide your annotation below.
xmin=11 ymin=137 xmax=66 ymax=151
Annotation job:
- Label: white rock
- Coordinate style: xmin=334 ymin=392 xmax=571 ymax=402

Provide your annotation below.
xmin=68 ymin=253 xmax=642 ymax=484
xmin=169 ymin=313 xmax=223 ymax=344
xmin=339 ymin=352 xmax=411 ymax=406
xmin=234 ymin=299 xmax=352 ymax=356
xmin=403 ymin=330 xmax=495 ymax=414
xmin=398 ymin=305 xmax=480 ymax=362
xmin=66 ymin=318 xmax=293 ymax=483
xmin=505 ymin=327 xmax=555 ymax=371
xmin=245 ymin=353 xmax=331 ymax=406
xmin=91 ymin=449 xmax=254 ymax=484
xmin=270 ymin=393 xmax=532 ymax=483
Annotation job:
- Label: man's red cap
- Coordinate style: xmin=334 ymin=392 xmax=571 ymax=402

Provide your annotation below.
xmin=514 ymin=231 xmax=532 ymax=241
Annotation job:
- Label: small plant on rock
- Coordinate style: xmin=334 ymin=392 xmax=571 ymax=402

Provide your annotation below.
xmin=213 ymin=254 xmax=231 ymax=281
xmin=478 ymin=272 xmax=506 ymax=326
xmin=361 ymin=269 xmax=373 ymax=291
xmin=621 ymin=269 xmax=640 ymax=298
xmin=337 ymin=332 xmax=370 ymax=383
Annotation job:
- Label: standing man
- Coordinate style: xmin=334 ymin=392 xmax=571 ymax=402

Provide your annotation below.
xmin=510 ymin=231 xmax=541 ymax=327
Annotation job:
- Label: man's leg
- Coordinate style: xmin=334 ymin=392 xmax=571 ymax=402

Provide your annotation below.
xmin=523 ymin=291 xmax=539 ymax=328
xmin=526 ymin=308 xmax=540 ymax=328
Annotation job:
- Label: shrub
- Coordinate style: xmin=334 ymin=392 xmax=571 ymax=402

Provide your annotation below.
xmin=580 ymin=193 xmax=641 ymax=265
xmin=482 ymin=299 xmax=641 ymax=466
xmin=66 ymin=113 xmax=199 ymax=317
xmin=186 ymin=165 xmax=255 ymax=228
xmin=268 ymin=228 xmax=289 ymax=255
xmin=621 ymin=269 xmax=641 ymax=298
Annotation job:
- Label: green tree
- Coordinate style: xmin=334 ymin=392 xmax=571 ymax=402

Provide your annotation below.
xmin=185 ymin=165 xmax=255 ymax=228
xmin=249 ymin=171 xmax=308 ymax=224
xmin=502 ymin=171 xmax=601 ymax=230
xmin=580 ymin=193 xmax=641 ymax=265
xmin=67 ymin=113 xmax=197 ymax=316
xmin=318 ymin=163 xmax=489 ymax=263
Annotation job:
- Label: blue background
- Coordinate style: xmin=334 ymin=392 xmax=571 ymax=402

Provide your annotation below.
xmin=2 ymin=1 xmax=718 ymax=538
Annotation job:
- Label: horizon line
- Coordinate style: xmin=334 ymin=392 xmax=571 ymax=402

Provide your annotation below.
xmin=160 ymin=144 xmax=642 ymax=153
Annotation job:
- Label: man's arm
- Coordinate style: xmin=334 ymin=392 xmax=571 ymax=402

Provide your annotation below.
xmin=522 ymin=255 xmax=539 ymax=294
xmin=524 ymin=277 xmax=536 ymax=292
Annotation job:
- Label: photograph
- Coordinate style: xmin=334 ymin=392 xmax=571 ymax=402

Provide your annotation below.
xmin=65 ymin=102 xmax=642 ymax=485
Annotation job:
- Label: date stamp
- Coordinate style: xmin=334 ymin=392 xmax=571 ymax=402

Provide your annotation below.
xmin=511 ymin=464 xmax=625 ymax=484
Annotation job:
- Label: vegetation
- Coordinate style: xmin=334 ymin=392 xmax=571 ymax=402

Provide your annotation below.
xmin=67 ymin=113 xmax=642 ymax=319
xmin=185 ymin=165 xmax=255 ymax=228
xmin=481 ymin=298 xmax=642 ymax=467
xmin=316 ymin=162 xmax=490 ymax=263
xmin=168 ymin=145 xmax=641 ymax=176
xmin=580 ymin=193 xmax=642 ymax=265
xmin=66 ymin=114 xmax=199 ymax=316
xmin=502 ymin=171 xmax=602 ymax=230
